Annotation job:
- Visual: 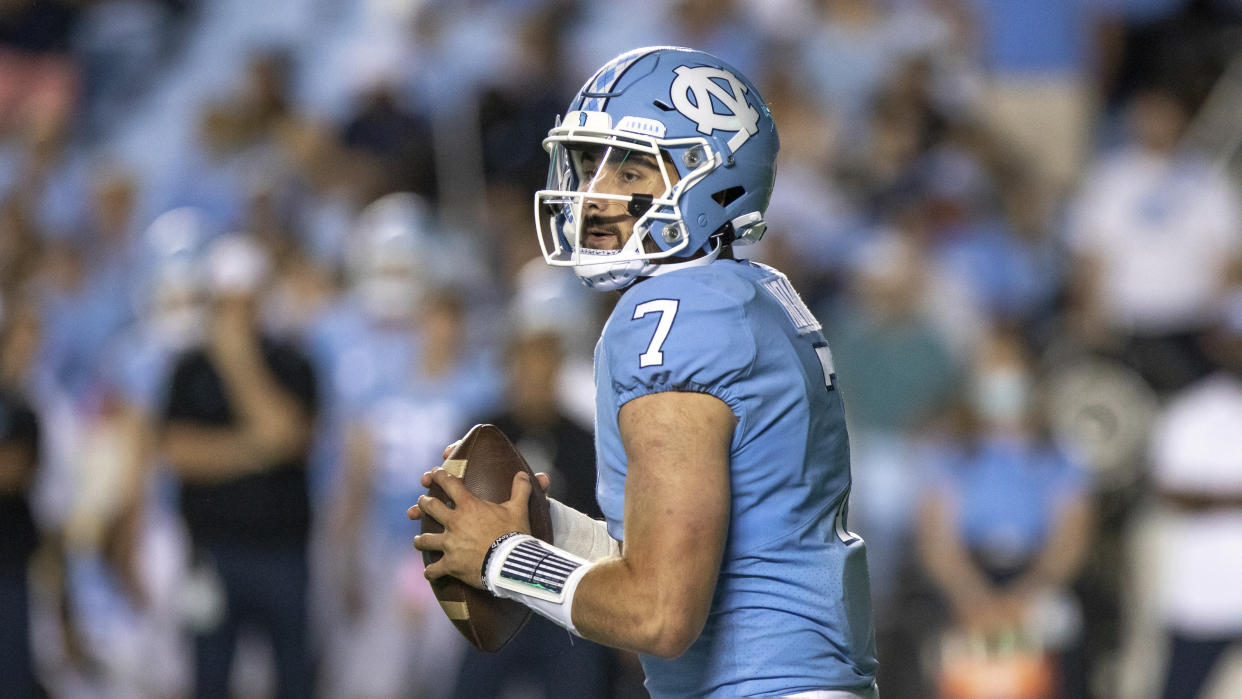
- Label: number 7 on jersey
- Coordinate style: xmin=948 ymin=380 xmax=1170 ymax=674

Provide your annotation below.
xmin=632 ymin=299 xmax=679 ymax=368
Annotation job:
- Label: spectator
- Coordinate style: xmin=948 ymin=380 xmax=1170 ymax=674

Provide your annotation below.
xmin=0 ymin=196 xmax=41 ymax=295
xmin=0 ymin=0 xmax=80 ymax=141
xmin=825 ymin=230 xmax=963 ymax=695
xmin=303 ymin=192 xmax=431 ymax=500
xmin=966 ymin=0 xmax=1110 ymax=214
xmin=796 ymin=0 xmax=955 ymax=147
xmin=340 ymin=81 xmax=438 ymax=203
xmin=1148 ymin=298 xmax=1242 ymax=699
xmin=1066 ymin=86 xmax=1242 ymax=395
xmin=329 ymin=288 xmax=498 ymax=698
xmin=917 ymin=140 xmax=1060 ymax=324
xmin=160 ymin=233 xmax=318 ymax=698
xmin=918 ymin=326 xmax=1094 ymax=696
xmin=0 ymin=290 xmax=44 ymax=697
xmin=65 ymin=211 xmax=213 ymax=696
xmin=451 ymin=325 xmax=614 ymax=699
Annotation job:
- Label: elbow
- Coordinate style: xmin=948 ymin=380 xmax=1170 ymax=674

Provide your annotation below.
xmin=642 ymin=609 xmax=704 ymax=660
xmin=252 ymin=418 xmax=313 ymax=463
xmin=648 ymin=630 xmax=696 ymax=660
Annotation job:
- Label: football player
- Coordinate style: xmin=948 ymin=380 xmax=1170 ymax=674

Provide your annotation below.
xmin=412 ymin=46 xmax=878 ymax=697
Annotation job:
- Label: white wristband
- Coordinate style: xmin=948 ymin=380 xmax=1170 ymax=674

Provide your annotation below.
xmin=547 ymin=497 xmax=622 ymax=561
xmin=484 ymin=533 xmax=593 ymax=635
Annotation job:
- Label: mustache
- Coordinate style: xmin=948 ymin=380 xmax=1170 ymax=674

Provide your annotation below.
xmin=583 ymin=214 xmax=625 ymax=234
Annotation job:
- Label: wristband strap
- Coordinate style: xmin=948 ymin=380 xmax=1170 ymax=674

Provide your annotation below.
xmin=480 ymin=531 xmax=523 ymax=587
xmin=484 ymin=533 xmax=593 ymax=635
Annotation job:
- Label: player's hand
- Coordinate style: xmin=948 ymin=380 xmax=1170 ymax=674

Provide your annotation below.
xmin=409 ymin=468 xmax=536 ymax=589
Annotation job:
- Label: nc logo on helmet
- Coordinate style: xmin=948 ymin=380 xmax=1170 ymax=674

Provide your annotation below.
xmin=669 ymin=65 xmax=760 ymax=154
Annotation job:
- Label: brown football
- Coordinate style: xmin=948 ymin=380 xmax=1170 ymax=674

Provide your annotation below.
xmin=419 ymin=423 xmax=553 ymax=652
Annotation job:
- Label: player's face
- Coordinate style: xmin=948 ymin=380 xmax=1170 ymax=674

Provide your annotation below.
xmin=575 ymin=146 xmax=676 ymax=251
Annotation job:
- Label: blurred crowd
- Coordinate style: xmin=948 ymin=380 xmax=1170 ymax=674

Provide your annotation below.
xmin=1 ymin=0 xmax=1241 ymax=697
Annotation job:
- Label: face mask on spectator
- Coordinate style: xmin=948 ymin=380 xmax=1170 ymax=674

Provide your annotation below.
xmin=358 ymin=276 xmax=420 ymax=322
xmin=152 ymin=305 xmax=205 ymax=350
xmin=971 ymin=367 xmax=1031 ymax=427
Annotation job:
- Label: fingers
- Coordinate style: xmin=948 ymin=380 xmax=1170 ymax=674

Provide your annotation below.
xmin=423 ymin=559 xmax=448 ymax=581
xmin=420 ymin=470 xmax=434 ymax=489
xmin=413 ymin=532 xmax=444 ymax=553
xmin=534 ymin=472 xmax=551 ymax=491
xmin=417 ymin=494 xmax=454 ymax=525
xmin=505 ymin=472 xmax=532 ymax=516
xmin=429 ymin=468 xmax=471 ymax=502
xmin=406 ymin=503 xmax=422 ymax=520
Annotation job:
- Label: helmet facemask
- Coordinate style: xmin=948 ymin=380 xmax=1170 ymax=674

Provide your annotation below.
xmin=535 ymin=111 xmax=719 ymax=290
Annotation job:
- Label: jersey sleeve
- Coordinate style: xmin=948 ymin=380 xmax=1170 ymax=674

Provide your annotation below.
xmin=603 ymin=273 xmax=757 ymax=415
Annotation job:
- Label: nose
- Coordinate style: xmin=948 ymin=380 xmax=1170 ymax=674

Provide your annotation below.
xmin=582 ymin=185 xmax=618 ymax=214
xmin=584 ymin=195 xmax=608 ymax=214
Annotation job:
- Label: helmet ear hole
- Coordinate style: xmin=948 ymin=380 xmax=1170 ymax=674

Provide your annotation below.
xmin=711 ymin=186 xmax=745 ymax=208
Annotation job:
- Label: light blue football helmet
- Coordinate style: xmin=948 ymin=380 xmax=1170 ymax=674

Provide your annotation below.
xmin=536 ymin=46 xmax=779 ymax=291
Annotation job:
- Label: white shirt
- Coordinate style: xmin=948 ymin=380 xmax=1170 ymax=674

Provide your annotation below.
xmin=1068 ymin=148 xmax=1242 ymax=334
xmin=1150 ymin=374 xmax=1242 ymax=633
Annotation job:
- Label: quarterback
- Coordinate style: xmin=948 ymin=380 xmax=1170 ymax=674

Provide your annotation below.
xmin=412 ymin=46 xmax=878 ymax=697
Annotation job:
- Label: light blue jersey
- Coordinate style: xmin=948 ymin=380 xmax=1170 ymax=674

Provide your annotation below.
xmin=594 ymin=259 xmax=878 ymax=697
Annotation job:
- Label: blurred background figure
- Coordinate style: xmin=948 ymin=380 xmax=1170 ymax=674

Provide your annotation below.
xmin=1148 ymin=298 xmax=1242 ymax=699
xmin=160 ymin=233 xmax=318 ymax=698
xmin=0 ymin=290 xmax=44 ymax=698
xmin=0 ymin=0 xmax=1236 ymax=695
xmin=447 ymin=258 xmax=643 ymax=698
xmin=327 ymin=286 xmax=498 ymax=699
xmin=965 ymin=0 xmax=1105 ymax=218
xmin=918 ymin=327 xmax=1094 ymax=698
xmin=306 ymin=192 xmax=433 ymax=499
xmin=1066 ymin=85 xmax=1242 ymax=396
xmin=41 ymin=207 xmax=211 ymax=697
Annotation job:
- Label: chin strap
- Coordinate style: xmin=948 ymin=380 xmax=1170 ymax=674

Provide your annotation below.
xmin=574 ymin=235 xmax=727 ymax=290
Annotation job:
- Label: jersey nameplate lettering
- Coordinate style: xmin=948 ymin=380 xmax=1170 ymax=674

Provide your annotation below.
xmin=762 ymin=275 xmax=834 ymax=388
xmin=761 ymin=276 xmax=821 ymax=335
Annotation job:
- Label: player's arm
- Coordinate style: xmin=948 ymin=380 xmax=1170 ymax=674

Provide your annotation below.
xmin=570 ymin=390 xmax=732 ymax=658
xmin=413 ymin=389 xmax=733 ymax=659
